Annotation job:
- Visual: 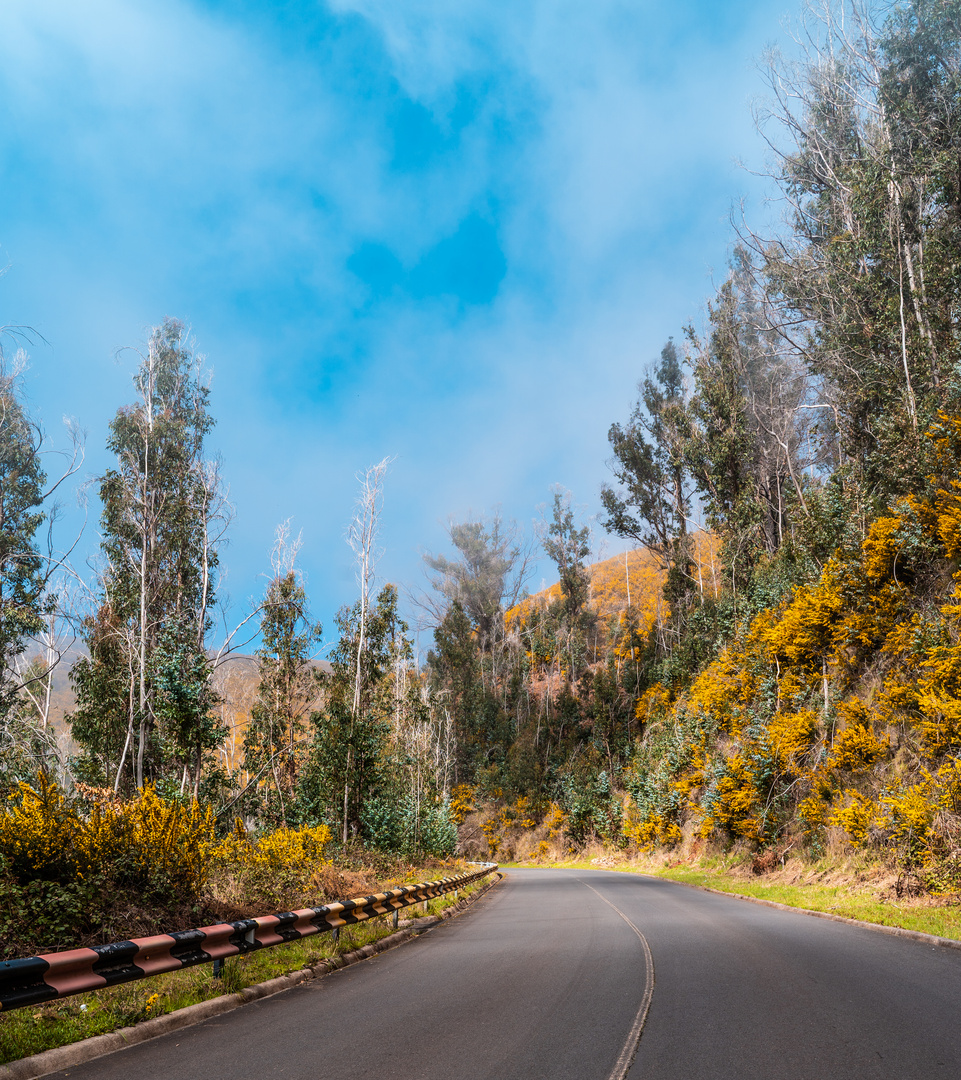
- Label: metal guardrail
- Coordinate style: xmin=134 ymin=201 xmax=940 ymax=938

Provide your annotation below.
xmin=0 ymin=862 xmax=497 ymax=1013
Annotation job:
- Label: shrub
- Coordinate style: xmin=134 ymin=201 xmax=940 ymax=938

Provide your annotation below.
xmin=0 ymin=778 xmax=217 ymax=956
xmin=360 ymin=795 xmax=457 ymax=858
xmin=211 ymin=820 xmax=332 ymax=910
xmin=0 ymin=778 xmax=215 ymax=902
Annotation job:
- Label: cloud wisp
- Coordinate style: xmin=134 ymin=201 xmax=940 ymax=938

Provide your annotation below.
xmin=0 ymin=0 xmax=793 ymax=631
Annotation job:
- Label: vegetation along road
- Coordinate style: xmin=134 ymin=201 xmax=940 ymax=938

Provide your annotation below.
xmin=37 ymin=868 xmax=961 ymax=1079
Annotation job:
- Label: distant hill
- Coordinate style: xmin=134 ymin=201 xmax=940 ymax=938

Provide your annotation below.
xmin=18 ymin=647 xmax=330 ymax=779
xmin=213 ymin=654 xmax=330 ymax=774
xmin=507 ymin=532 xmax=720 ymax=636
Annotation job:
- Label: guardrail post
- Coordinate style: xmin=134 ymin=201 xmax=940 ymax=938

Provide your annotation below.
xmin=212 ymin=958 xmax=224 ymax=979
xmin=392 ymin=909 xmax=399 ymax=929
xmin=332 ymin=927 xmax=340 ymax=943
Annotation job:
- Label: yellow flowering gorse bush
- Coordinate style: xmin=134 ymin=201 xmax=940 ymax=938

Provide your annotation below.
xmin=0 ymin=777 xmax=216 ymax=899
xmin=210 ymin=819 xmax=333 ymax=910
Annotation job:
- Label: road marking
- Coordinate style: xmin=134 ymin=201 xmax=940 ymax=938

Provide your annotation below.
xmin=578 ymin=879 xmax=654 ymax=1080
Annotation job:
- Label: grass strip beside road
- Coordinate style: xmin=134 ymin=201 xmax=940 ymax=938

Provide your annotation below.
xmin=0 ymin=880 xmax=487 ymax=1065
xmin=652 ymin=867 xmax=961 ymax=941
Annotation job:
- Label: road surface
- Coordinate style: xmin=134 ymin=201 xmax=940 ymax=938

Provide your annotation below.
xmin=44 ymin=868 xmax=961 ymax=1079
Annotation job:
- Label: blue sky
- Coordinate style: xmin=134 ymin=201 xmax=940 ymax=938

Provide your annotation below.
xmin=0 ymin=0 xmax=798 ymax=649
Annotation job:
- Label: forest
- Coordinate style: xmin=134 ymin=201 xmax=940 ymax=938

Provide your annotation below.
xmin=4 ymin=0 xmax=961 ymax=948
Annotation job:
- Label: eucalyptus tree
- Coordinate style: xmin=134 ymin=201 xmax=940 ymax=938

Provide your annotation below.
xmin=542 ymin=489 xmax=592 ymax=625
xmin=602 ymin=339 xmax=690 ymax=558
xmin=600 ymin=336 xmax=702 ymax=614
xmin=0 ymin=353 xmax=46 ymax=723
xmin=69 ymin=319 xmax=226 ymax=795
xmin=684 ymin=248 xmax=818 ymax=594
xmin=428 ymin=599 xmax=489 ymax=783
xmin=0 ymin=332 xmax=83 ymax=786
xmin=532 ymin=487 xmax=596 ymax=707
xmin=243 ymin=523 xmax=322 ymax=826
xmin=755 ymin=0 xmax=961 ymax=506
xmin=421 ymin=512 xmax=533 ymax=647
xmin=301 ymin=583 xmax=408 ymax=842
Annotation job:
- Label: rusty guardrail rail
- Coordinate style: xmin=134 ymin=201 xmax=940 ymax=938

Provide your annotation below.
xmin=0 ymin=862 xmax=497 ymax=1012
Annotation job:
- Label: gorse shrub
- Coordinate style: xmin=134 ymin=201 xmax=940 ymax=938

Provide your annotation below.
xmin=0 ymin=780 xmax=337 ymax=956
xmin=614 ymin=432 xmax=961 ymax=893
xmin=0 ymin=778 xmax=219 ymax=956
xmin=0 ymin=772 xmax=465 ymax=962
xmin=86 ymin=785 xmax=215 ymax=901
xmin=0 ymin=777 xmax=215 ymax=902
xmin=449 ymin=784 xmax=475 ymax=825
xmin=0 ymin=776 xmax=84 ymax=883
xmin=210 ymin=819 xmax=333 ymax=910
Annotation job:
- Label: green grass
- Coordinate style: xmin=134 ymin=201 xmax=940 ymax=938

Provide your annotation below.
xmin=0 ymin=880 xmax=485 ymax=1065
xmin=649 ymin=866 xmax=961 ymax=940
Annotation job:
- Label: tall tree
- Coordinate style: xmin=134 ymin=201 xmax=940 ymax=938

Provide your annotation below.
xmin=301 ymin=583 xmax=407 ymax=840
xmin=542 ymin=489 xmax=592 ymax=624
xmin=338 ymin=457 xmax=392 ymax=841
xmin=683 ymin=247 xmax=817 ymax=596
xmin=601 ymin=339 xmax=691 ymax=557
xmin=69 ymin=318 xmax=225 ymax=795
xmin=421 ymin=512 xmax=533 ymax=647
xmin=534 ymin=488 xmax=595 ymax=702
xmin=756 ymin=0 xmax=961 ymax=507
xmin=243 ymin=523 xmax=321 ymax=826
xmin=427 ymin=599 xmax=501 ymax=783
xmin=1 ymin=333 xmax=82 ymax=785
xmin=600 ymin=337 xmax=700 ymax=611
xmin=0 ymin=353 xmax=46 ymax=723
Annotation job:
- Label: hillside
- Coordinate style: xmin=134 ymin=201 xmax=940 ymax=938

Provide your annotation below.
xmin=620 ymin=481 xmax=961 ymax=883
xmin=507 ymin=531 xmax=720 ymax=632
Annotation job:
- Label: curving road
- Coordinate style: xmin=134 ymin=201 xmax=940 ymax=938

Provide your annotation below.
xmin=44 ymin=869 xmax=961 ymax=1079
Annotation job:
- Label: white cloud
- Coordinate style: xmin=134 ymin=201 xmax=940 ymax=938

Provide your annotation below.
xmin=0 ymin=0 xmax=799 ymax=626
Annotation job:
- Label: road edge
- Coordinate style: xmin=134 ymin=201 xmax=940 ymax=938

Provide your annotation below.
xmin=1 ymin=873 xmax=504 ymax=1080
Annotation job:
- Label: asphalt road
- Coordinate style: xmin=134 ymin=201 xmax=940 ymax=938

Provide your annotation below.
xmin=45 ymin=869 xmax=961 ymax=1079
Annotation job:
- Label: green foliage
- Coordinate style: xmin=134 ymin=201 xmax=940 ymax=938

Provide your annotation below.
xmin=361 ymin=792 xmax=457 ymax=856
xmin=299 ymin=584 xmax=409 ymax=843
xmin=685 ymin=247 xmax=816 ymax=599
xmin=601 ymin=338 xmax=691 ymax=559
xmin=423 ymin=513 xmax=528 ymax=646
xmin=151 ymin=621 xmax=224 ymax=785
xmin=760 ymin=1 xmax=961 ymax=501
xmin=429 ymin=601 xmax=491 ymax=780
xmin=0 ymin=868 xmax=102 ymax=955
xmin=69 ymin=318 xmax=222 ymax=796
xmin=558 ymin=768 xmax=622 ymax=845
xmin=68 ymin=605 xmax=135 ymax=790
xmin=244 ymin=566 xmax=322 ymax=827
xmin=0 ymin=358 xmax=46 ymax=723
xmin=542 ymin=490 xmax=591 ymax=624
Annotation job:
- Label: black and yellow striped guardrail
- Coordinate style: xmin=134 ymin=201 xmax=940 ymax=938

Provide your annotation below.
xmin=0 ymin=862 xmax=497 ymax=1012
